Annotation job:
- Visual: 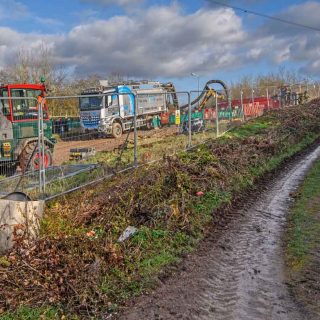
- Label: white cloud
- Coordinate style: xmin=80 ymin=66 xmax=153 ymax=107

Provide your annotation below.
xmin=52 ymin=4 xmax=245 ymax=77
xmin=243 ymin=1 xmax=320 ymax=75
xmin=0 ymin=27 xmax=57 ymax=68
xmin=80 ymin=0 xmax=143 ymax=7
xmin=1 ymin=1 xmax=320 ymax=79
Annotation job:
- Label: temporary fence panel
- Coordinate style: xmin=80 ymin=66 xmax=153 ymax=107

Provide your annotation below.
xmin=36 ymin=92 xmax=140 ymax=199
xmin=135 ymin=91 xmax=190 ymax=165
xmin=307 ymin=83 xmax=320 ymax=100
xmin=0 ymin=91 xmax=53 ymax=197
xmin=1 ymin=81 xmax=318 ymax=201
xmin=47 ymin=92 xmax=136 ymax=159
xmin=188 ymin=89 xmax=219 ymax=145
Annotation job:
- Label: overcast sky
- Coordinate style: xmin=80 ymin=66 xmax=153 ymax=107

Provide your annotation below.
xmin=0 ymin=0 xmax=319 ymax=90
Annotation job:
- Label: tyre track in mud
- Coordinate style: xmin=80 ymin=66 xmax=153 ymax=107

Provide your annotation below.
xmin=118 ymin=145 xmax=320 ymax=320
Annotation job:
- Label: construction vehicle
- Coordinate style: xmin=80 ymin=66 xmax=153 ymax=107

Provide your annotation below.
xmin=79 ymin=79 xmax=228 ymax=138
xmin=166 ymin=80 xmax=229 ymax=131
xmin=79 ymin=80 xmax=171 ymax=138
xmin=189 ymin=79 xmax=229 ymax=109
xmin=79 ymin=78 xmax=310 ymax=138
xmin=0 ymin=83 xmax=55 ymax=173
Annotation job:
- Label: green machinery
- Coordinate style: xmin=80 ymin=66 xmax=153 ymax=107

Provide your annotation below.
xmin=0 ymin=83 xmax=55 ymax=174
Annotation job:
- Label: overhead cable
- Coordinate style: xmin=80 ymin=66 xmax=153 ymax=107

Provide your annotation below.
xmin=209 ymin=0 xmax=320 ymax=32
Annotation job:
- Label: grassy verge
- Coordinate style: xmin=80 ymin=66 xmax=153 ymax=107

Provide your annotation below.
xmin=285 ymin=158 xmax=320 ymax=316
xmin=286 ymin=159 xmax=320 ymax=270
xmin=1 ymin=101 xmax=320 ymax=319
xmin=0 ymin=307 xmax=64 ymax=320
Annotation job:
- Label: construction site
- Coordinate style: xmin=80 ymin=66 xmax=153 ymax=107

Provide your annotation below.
xmin=0 ymin=77 xmax=319 ymax=320
xmin=1 ymin=0 xmax=320 ymax=319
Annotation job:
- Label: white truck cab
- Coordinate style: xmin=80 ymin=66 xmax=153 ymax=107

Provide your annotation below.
xmin=79 ymin=80 xmax=168 ymax=138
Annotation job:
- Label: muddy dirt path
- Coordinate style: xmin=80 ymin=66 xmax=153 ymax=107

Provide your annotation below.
xmin=118 ymin=146 xmax=320 ymax=320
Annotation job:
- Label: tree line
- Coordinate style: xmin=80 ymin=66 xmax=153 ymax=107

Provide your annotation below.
xmin=0 ymin=45 xmax=318 ymax=117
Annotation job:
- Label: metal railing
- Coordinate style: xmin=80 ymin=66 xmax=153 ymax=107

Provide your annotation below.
xmin=0 ymin=82 xmax=318 ymax=200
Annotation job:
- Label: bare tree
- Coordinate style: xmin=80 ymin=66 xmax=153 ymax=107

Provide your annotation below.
xmin=229 ymin=67 xmax=306 ymax=99
xmin=107 ymin=71 xmax=131 ymax=84
xmin=48 ymin=75 xmax=102 ymax=117
xmin=1 ymin=43 xmax=66 ymax=87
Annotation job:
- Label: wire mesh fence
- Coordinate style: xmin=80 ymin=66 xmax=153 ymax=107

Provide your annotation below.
xmin=0 ymin=86 xmax=50 ymax=187
xmin=0 ymin=81 xmax=319 ymax=200
xmin=136 ymin=91 xmax=189 ymax=164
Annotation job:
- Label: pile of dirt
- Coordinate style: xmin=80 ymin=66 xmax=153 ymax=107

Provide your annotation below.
xmin=1 ymin=100 xmax=320 ymax=318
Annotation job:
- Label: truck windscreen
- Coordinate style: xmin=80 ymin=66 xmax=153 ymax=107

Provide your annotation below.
xmin=80 ymin=96 xmax=103 ymax=110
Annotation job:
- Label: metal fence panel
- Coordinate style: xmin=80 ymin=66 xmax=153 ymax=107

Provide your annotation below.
xmin=135 ymin=91 xmax=190 ymax=164
xmin=0 ymin=96 xmax=43 ymax=191
xmin=1 ymin=81 xmax=319 ymax=201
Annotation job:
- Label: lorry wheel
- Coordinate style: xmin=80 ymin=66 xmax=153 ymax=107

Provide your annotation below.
xmin=19 ymin=142 xmax=53 ymax=173
xmin=112 ymin=123 xmax=123 ymax=139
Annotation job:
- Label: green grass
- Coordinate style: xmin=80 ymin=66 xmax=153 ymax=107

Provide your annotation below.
xmin=99 ymin=226 xmax=192 ymax=302
xmin=224 ymin=116 xmax=276 ymax=138
xmin=286 ymin=158 xmax=320 ymax=271
xmin=0 ymin=306 xmax=67 ymax=320
xmin=66 ymin=122 xmax=233 ymax=167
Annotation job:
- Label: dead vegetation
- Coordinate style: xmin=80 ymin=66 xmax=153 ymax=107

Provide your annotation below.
xmin=1 ymin=100 xmax=320 ymax=318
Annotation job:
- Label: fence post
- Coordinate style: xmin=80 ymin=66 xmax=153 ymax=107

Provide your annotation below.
xmin=215 ymin=94 xmax=219 ymax=137
xmin=38 ymin=99 xmax=46 ymax=196
xmin=187 ymin=92 xmax=192 ymax=148
xmin=133 ymin=93 xmax=138 ymax=167
xmin=279 ymin=88 xmax=282 ymax=109
xmin=251 ymin=89 xmax=255 ymax=117
xmin=266 ymin=87 xmax=270 ymax=110
xmin=228 ymin=91 xmax=232 ymax=123
xmin=240 ymin=90 xmax=244 ymax=122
